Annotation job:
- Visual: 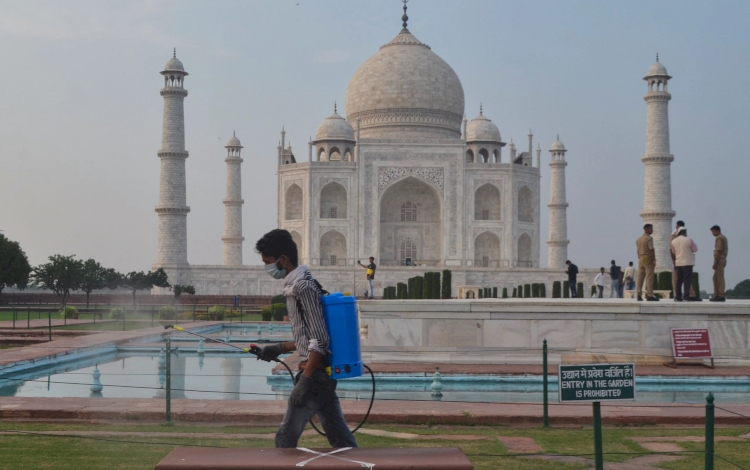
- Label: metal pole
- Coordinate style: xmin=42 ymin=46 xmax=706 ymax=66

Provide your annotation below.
xmin=705 ymin=393 xmax=714 ymax=470
xmin=27 ymin=306 xmax=30 ymax=329
xmin=122 ymin=308 xmax=126 ymax=331
xmin=593 ymin=401 xmax=603 ymax=470
xmin=151 ymin=307 xmax=154 ymax=327
xmin=12 ymin=307 xmax=15 ymax=329
xmin=165 ymin=336 xmax=171 ymax=423
xmin=240 ymin=306 xmax=243 ymax=323
xmin=193 ymin=304 xmax=196 ymax=323
xmin=543 ymin=338 xmax=549 ymax=427
xmin=48 ymin=311 xmax=52 ymax=341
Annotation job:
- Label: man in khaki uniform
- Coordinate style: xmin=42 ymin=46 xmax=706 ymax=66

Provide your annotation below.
xmin=710 ymin=225 xmax=728 ymax=302
xmin=636 ymin=224 xmax=658 ymax=301
xmin=670 ymin=221 xmax=698 ymax=300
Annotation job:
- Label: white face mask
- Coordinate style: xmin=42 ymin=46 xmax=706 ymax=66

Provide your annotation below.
xmin=265 ymin=261 xmax=286 ymax=279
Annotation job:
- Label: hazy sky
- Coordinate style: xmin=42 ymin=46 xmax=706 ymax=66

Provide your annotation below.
xmin=1 ymin=0 xmax=748 ymax=289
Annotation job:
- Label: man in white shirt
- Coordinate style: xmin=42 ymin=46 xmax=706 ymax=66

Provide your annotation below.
xmin=670 ymin=227 xmax=698 ymax=302
xmin=623 ymin=262 xmax=636 ymax=291
xmin=594 ymin=268 xmax=606 ymax=298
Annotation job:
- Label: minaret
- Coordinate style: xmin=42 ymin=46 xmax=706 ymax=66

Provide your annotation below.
xmin=222 ymin=131 xmax=244 ymax=266
xmin=156 ymin=50 xmax=190 ymax=266
xmin=547 ymin=135 xmax=569 ymax=269
xmin=641 ymin=55 xmax=675 ymax=270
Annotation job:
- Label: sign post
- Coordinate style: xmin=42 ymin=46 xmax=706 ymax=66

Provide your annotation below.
xmin=667 ymin=328 xmax=714 ymax=369
xmin=559 ymin=363 xmax=636 ymax=470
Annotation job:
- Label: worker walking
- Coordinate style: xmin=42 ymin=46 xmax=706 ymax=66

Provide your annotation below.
xmin=254 ymin=229 xmax=357 ymax=449
xmin=710 ymin=225 xmax=728 ymax=302
xmin=636 ymin=224 xmax=658 ymax=301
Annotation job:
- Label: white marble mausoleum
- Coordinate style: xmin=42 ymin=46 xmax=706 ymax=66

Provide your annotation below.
xmin=153 ymin=7 xmax=675 ymax=297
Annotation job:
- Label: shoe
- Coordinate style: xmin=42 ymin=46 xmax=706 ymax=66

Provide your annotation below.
xmin=637 ymin=295 xmax=643 ymax=301
xmin=709 ymin=296 xmax=724 ymax=302
xmin=688 ymin=297 xmax=702 ymax=302
xmin=646 ymin=296 xmax=659 ymax=301
xmin=716 ymin=296 xmax=726 ymax=302
xmin=674 ymin=298 xmax=683 ymax=302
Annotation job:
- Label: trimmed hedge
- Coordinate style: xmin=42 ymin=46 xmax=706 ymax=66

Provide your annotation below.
xmin=271 ymin=294 xmax=285 ymax=305
xmin=563 ymin=281 xmax=570 ymax=298
xmin=109 ymin=307 xmax=124 ymax=319
xmin=518 ymin=285 xmax=524 ymax=298
xmin=591 ymin=285 xmax=597 ymax=297
xmin=502 ymin=287 xmax=508 ymax=299
xmin=271 ymin=303 xmax=287 ymax=321
xmin=524 ymin=284 xmax=531 ymax=298
xmin=261 ymin=307 xmax=273 ymax=321
xmin=658 ymin=271 xmax=672 ymax=294
xmin=158 ymin=306 xmax=176 ymax=320
xmin=531 ymin=283 xmax=540 ymax=298
xmin=492 ymin=287 xmax=498 ymax=298
xmin=577 ymin=282 xmax=584 ymax=298
xmin=692 ymin=272 xmax=700 ymax=297
xmin=441 ymin=269 xmax=452 ymax=299
xmin=512 ymin=287 xmax=517 ymax=298
xmin=552 ymin=281 xmax=561 ymax=298
xmin=61 ymin=306 xmax=78 ymax=319
xmin=397 ymin=282 xmax=407 ymax=299
xmin=208 ymin=306 xmax=226 ymax=320
xmin=540 ymin=283 xmax=547 ymax=298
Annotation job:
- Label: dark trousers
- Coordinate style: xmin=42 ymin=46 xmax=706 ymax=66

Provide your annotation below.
xmin=568 ymin=280 xmax=577 ymax=298
xmin=597 ymin=285 xmax=604 ymax=298
xmin=275 ymin=371 xmax=357 ymax=449
xmin=675 ymin=265 xmax=694 ymax=301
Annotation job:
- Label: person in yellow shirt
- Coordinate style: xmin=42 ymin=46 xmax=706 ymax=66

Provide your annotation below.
xmin=357 ymin=257 xmax=377 ymax=300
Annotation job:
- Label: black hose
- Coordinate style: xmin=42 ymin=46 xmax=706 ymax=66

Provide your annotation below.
xmin=163 ymin=325 xmax=376 ymax=436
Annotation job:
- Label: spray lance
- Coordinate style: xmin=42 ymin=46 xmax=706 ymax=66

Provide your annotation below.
xmin=163 ymin=293 xmax=375 ymax=435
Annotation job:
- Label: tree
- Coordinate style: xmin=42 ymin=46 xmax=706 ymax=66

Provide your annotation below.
xmin=30 ymin=255 xmax=84 ymax=310
xmin=726 ymin=279 xmax=750 ymax=298
xmin=172 ymin=284 xmax=195 ymax=304
xmin=120 ymin=268 xmax=170 ymax=312
xmin=0 ymin=234 xmax=32 ymax=298
xmin=79 ymin=259 xmax=109 ymax=308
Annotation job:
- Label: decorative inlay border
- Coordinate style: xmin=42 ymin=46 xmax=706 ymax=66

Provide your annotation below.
xmin=378 ymin=167 xmax=444 ymax=194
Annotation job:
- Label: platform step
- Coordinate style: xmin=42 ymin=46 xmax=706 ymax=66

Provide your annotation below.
xmin=154 ymin=447 xmax=473 ymax=469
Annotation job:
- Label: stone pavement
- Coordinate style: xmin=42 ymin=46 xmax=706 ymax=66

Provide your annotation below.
xmin=1 ymin=397 xmax=749 ymax=426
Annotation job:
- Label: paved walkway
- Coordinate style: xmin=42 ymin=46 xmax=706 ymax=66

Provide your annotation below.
xmin=1 ymin=397 xmax=749 ymax=425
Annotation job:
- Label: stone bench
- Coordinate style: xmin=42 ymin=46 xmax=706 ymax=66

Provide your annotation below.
xmin=155 ymin=447 xmax=473 ymax=469
xmin=624 ymin=289 xmax=671 ymax=299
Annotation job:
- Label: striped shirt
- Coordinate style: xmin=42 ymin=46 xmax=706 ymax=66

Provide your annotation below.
xmin=284 ymin=267 xmax=330 ymax=361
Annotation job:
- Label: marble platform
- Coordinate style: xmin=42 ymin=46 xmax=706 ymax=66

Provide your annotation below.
xmin=358 ymin=299 xmax=750 ymax=366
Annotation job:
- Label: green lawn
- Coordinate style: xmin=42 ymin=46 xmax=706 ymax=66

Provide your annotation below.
xmin=0 ymin=422 xmax=747 ymax=470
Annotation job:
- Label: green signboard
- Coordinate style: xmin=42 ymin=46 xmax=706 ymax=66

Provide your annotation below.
xmin=558 ymin=363 xmax=635 ymax=402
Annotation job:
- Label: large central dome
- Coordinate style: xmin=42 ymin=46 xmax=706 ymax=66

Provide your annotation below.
xmin=345 ymin=28 xmax=465 ymax=139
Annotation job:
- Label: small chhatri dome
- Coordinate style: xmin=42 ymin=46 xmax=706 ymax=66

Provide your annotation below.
xmin=550 ymin=134 xmax=566 ymax=151
xmin=226 ymin=131 xmax=242 ymax=148
xmin=645 ymin=54 xmax=670 ymax=79
xmin=315 ymin=106 xmax=355 ymax=141
xmin=164 ymin=48 xmax=186 ymax=73
xmin=466 ymin=105 xmax=501 ymax=142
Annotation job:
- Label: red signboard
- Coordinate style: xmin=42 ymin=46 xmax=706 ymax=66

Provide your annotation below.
xmin=670 ymin=328 xmax=713 ymax=359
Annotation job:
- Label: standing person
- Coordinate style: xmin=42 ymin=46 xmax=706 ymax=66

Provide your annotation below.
xmin=594 ymin=268 xmax=606 ymax=298
xmin=670 ymin=227 xmax=698 ymax=302
xmin=357 ymin=257 xmax=377 ymax=300
xmin=636 ymin=224 xmax=658 ymax=301
xmin=565 ymin=260 xmax=578 ymax=298
xmin=623 ymin=262 xmax=636 ymax=292
xmin=618 ymin=269 xmax=624 ymax=298
xmin=710 ymin=225 xmax=728 ymax=302
xmin=609 ymin=261 xmax=622 ymax=298
xmin=254 ymin=229 xmax=357 ymax=449
xmin=670 ymin=221 xmax=699 ymax=300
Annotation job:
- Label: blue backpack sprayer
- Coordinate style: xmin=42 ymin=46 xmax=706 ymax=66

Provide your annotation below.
xmin=165 ymin=291 xmax=375 ymax=435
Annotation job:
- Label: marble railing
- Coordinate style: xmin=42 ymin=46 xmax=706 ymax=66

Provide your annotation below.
xmin=358 ymin=299 xmax=750 ymax=366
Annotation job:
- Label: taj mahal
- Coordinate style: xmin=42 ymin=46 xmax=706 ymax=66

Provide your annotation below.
xmin=153 ymin=5 xmax=676 ymax=297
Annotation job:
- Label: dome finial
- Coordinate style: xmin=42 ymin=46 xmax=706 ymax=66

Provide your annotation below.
xmin=334 ymin=101 xmax=337 ymax=113
xmin=233 ymin=130 xmax=235 ymax=137
xmin=656 ymin=52 xmax=659 ymax=62
xmin=173 ymin=47 xmax=176 ymax=58
xmin=557 ymin=133 xmax=560 ymax=140
xmin=479 ymin=103 xmax=483 ymax=116
xmin=401 ymin=0 xmax=409 ymax=30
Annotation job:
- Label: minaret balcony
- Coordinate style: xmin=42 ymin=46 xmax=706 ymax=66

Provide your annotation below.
xmin=160 ymin=88 xmax=188 ymax=97
xmin=644 ymin=91 xmax=671 ymax=101
xmin=155 ymin=206 xmax=190 ymax=214
xmin=640 ymin=153 xmax=674 ymax=163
